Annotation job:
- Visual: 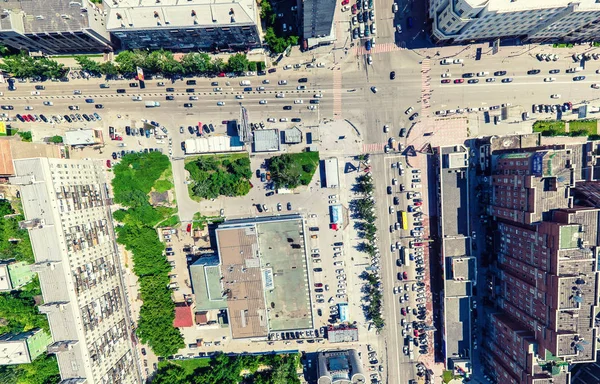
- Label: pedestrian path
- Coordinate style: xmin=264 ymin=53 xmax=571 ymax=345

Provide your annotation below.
xmin=354 ymin=42 xmax=404 ymax=56
xmin=333 ymin=69 xmax=343 ymax=119
xmin=420 ymin=59 xmax=432 ymax=114
xmin=362 ymin=142 xmax=385 ymax=153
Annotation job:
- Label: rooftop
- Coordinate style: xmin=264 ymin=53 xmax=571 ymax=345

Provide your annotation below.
xmin=327 ymin=326 xmax=359 ymax=343
xmin=253 ymin=129 xmax=280 ymax=152
xmin=173 ymin=303 xmax=194 ymax=328
xmin=0 ymin=0 xmax=100 ymax=33
xmin=184 ymin=136 xmax=244 ymax=154
xmin=63 ymin=129 xmax=99 ymax=146
xmin=460 ymin=0 xmax=600 ymax=12
xmin=104 ymin=0 xmax=258 ymax=30
xmin=189 ymin=256 xmax=227 ymax=311
xmin=444 ymin=297 xmax=471 ymax=364
xmin=283 ymin=127 xmax=302 ymax=144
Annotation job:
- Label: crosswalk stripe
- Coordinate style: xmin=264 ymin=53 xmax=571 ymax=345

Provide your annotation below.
xmin=362 ymin=143 xmax=385 ymax=153
xmin=354 ymin=42 xmax=404 ymax=56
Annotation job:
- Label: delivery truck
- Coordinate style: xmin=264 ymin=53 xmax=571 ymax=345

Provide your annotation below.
xmin=145 ymin=101 xmax=160 ymax=108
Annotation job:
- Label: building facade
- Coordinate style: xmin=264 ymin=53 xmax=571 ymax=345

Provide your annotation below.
xmin=303 ymin=0 xmax=336 ymax=48
xmin=10 ymin=158 xmax=141 ymax=384
xmin=104 ymin=0 xmax=260 ymax=51
xmin=483 ymin=143 xmax=600 ymax=384
xmin=429 ymin=0 xmax=600 ymax=44
xmin=0 ymin=0 xmax=114 ymax=54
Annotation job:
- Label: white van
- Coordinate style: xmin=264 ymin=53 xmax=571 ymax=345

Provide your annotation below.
xmin=239 ymin=80 xmax=251 ymax=86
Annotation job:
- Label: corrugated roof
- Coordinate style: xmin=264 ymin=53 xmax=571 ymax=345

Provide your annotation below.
xmin=0 ymin=140 xmax=14 ymax=176
xmin=184 ymin=136 xmax=244 ymax=154
xmin=253 ymin=129 xmax=280 ymax=152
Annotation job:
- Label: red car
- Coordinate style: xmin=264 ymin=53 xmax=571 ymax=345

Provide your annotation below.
xmin=198 ymin=122 xmax=203 ymax=135
xmin=315 ymin=283 xmax=323 ymax=288
xmin=22 ymin=114 xmax=29 ymax=122
xmin=454 ymin=79 xmax=464 ymax=84
xmin=414 ymin=202 xmax=422 ymax=207
xmin=351 ymin=4 xmax=357 ymax=13
xmin=186 ymin=223 xmax=192 ymax=232
xmin=403 ymin=271 xmax=408 ymax=280
xmin=27 ymin=114 xmax=35 ymax=121
xmin=217 ymin=72 xmax=226 ymax=77
xmin=401 ymin=308 xmax=407 ymax=316
xmin=413 ymin=242 xmax=423 ymax=247
xmin=341 ymin=0 xmax=349 ymax=4
xmin=414 ymin=329 xmax=420 ymax=337
xmin=106 ymin=160 xmax=111 ymax=168
xmin=114 ymin=135 xmax=123 ymax=141
xmin=441 ymin=79 xmax=450 ymax=84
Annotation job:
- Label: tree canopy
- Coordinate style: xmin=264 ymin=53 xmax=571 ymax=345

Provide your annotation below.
xmin=0 ymin=199 xmax=34 ymax=263
xmin=111 ymin=152 xmax=184 ymax=356
xmin=185 ymin=155 xmax=252 ymax=200
xmin=268 ymin=152 xmax=319 ymax=189
xmin=0 ymin=54 xmax=67 ymax=79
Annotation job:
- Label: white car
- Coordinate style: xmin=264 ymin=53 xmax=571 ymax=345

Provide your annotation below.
xmin=396 ymin=24 xmax=402 ymax=33
xmin=214 ymin=87 xmax=222 ymax=92
xmin=235 ymin=95 xmax=244 ymax=99
xmin=280 ymin=117 xmax=288 ymax=122
xmin=389 ymin=206 xmax=395 ymax=214
xmin=308 ymin=105 xmax=316 ymax=110
xmin=189 ymin=96 xmax=198 ymax=100
xmin=217 ymin=101 xmax=225 ymax=106
xmin=405 ymin=107 xmax=413 ymax=114
xmin=294 ymin=99 xmax=303 ymax=104
xmin=477 ymin=71 xmax=489 ymax=77
xmin=544 ymin=77 xmax=556 ymax=82
xmin=550 ymin=94 xmax=561 ymax=99
xmin=43 ymin=101 xmax=53 ymax=106
xmin=278 ymin=80 xmax=288 ymax=85
xmin=267 ymin=117 xmax=275 ymax=122
xmin=283 ymin=65 xmax=292 ymax=70
xmin=453 ymin=59 xmax=464 ymax=64
xmin=383 ymin=124 xmax=389 ymax=133
xmin=593 ymin=84 xmax=600 ymax=89
xmin=367 ymin=55 xmax=373 ymax=65
xmin=132 ymin=96 xmax=142 ymax=101
xmin=314 ymin=93 xmax=323 ymax=98
xmin=441 ymin=73 xmax=451 ymax=78
xmin=31 ymin=91 xmax=40 ymax=95
xmin=276 ymin=93 xmax=285 ymax=98
xmin=24 ymin=106 xmax=33 ymax=110
xmin=259 ymin=100 xmax=268 ymax=104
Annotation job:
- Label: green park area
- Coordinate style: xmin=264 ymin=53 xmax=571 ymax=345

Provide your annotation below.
xmin=533 ymin=119 xmax=599 ymax=138
xmin=153 ymin=353 xmax=301 ymax=384
xmin=569 ymin=120 xmax=598 ymax=136
xmin=185 ymin=153 xmax=252 ymax=201
xmin=532 ymin=120 xmax=566 ymax=136
xmin=268 ymin=152 xmax=320 ymax=189
xmin=111 ymin=152 xmax=184 ymax=356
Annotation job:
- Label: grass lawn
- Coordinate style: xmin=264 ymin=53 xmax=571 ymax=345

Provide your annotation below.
xmin=569 ymin=120 xmax=597 ymax=136
xmin=294 ymin=152 xmax=320 ymax=186
xmin=184 ymin=152 xmax=249 ymax=166
xmin=158 ymin=358 xmax=211 ymax=375
xmin=269 ymin=151 xmax=320 ymax=188
xmin=157 ymin=215 xmax=180 ymax=228
xmin=532 ymin=120 xmax=566 ymax=136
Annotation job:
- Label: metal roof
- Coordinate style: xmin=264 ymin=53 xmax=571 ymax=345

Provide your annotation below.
xmin=253 ymin=129 xmax=280 ymax=152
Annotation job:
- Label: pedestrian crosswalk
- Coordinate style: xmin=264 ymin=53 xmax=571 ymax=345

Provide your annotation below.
xmin=362 ymin=142 xmax=385 ymax=153
xmin=333 ymin=68 xmax=343 ymax=120
xmin=421 ymin=59 xmax=432 ymax=113
xmin=354 ymin=42 xmax=404 ymax=56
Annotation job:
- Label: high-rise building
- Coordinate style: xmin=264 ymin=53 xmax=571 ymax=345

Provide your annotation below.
xmin=10 ymin=158 xmax=141 ymax=384
xmin=483 ymin=143 xmax=600 ymax=384
xmin=104 ymin=0 xmax=261 ymax=51
xmin=429 ymin=0 xmax=600 ymax=44
xmin=0 ymin=0 xmax=114 ymax=54
xmin=303 ymin=0 xmax=336 ymax=48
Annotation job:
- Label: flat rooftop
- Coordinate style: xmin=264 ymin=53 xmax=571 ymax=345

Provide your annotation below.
xmin=0 ymin=0 xmax=97 ymax=33
xmin=105 ymin=0 xmax=258 ymax=30
xmin=217 ymin=225 xmax=268 ymax=339
xmin=440 ymin=167 xmax=468 ymax=237
xmin=445 ymin=297 xmax=471 ymax=362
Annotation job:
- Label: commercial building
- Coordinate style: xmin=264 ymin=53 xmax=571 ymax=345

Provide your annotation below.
xmin=482 ymin=142 xmax=600 ymax=384
xmin=0 ymin=260 xmax=36 ymax=292
xmin=64 ymin=129 xmax=103 ymax=147
xmin=316 ymin=349 xmax=365 ymax=384
xmin=324 ymin=158 xmax=340 ymax=189
xmin=184 ymin=136 xmax=245 ymax=154
xmin=326 ymin=325 xmax=358 ymax=343
xmin=189 ymin=215 xmax=314 ymax=340
xmin=0 ymin=329 xmax=52 ymax=365
xmin=104 ymin=0 xmax=261 ymax=51
xmin=253 ymin=129 xmax=280 ymax=152
xmin=10 ymin=158 xmax=141 ymax=384
xmin=429 ymin=0 xmax=600 ymax=44
xmin=434 ymin=144 xmax=474 ymax=375
xmin=303 ymin=0 xmax=336 ymax=48
xmin=0 ymin=0 xmax=114 ymax=54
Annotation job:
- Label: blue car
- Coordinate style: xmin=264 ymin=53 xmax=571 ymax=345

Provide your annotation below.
xmin=366 ymin=40 xmax=372 ymax=51
xmin=145 ymin=129 xmax=151 ymax=138
xmin=85 ymin=98 xmax=94 ymax=103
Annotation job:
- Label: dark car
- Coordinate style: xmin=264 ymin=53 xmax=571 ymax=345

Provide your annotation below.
xmin=310 ymin=99 xmax=320 ymax=104
xmin=527 ymin=69 xmax=541 ymax=75
xmin=574 ymin=76 xmax=586 ymax=81
xmin=82 ymin=114 xmax=90 ymax=121
xmin=266 ymin=191 xmax=275 ymax=197
xmin=15 ymin=114 xmax=24 ymax=122
xmin=393 ymin=196 xmax=400 ymax=205
xmin=139 ymin=128 xmax=144 ymax=136
xmin=184 ymin=103 xmax=193 ymax=107
xmin=116 ymin=89 xmax=126 ymax=93
xmin=64 ymin=115 xmax=72 ymax=123
xmin=125 ymin=126 xmax=131 ymax=135
xmin=314 ymin=268 xmax=323 ymax=272
xmin=166 ymin=95 xmax=174 ymax=100
xmin=85 ymin=98 xmax=94 ymax=103
xmin=462 ymin=73 xmax=474 ymax=78
xmin=387 ymin=186 xmax=392 ymax=195
xmin=186 ymin=80 xmax=197 ymax=85
xmin=1 ymin=105 xmax=13 ymax=110
xmin=291 ymin=118 xmax=302 ymax=122
xmin=494 ymin=70 xmax=507 ymax=76
xmin=186 ymin=88 xmax=195 ymax=93
xmin=390 ymin=71 xmax=396 ymax=80
xmin=549 ymin=69 xmax=560 ymax=74
xmin=35 ymin=85 xmax=45 ymax=90
xmin=39 ymin=114 xmax=48 ymax=123
xmin=407 ymin=16 xmax=413 ymax=28
xmin=95 ymin=104 xmax=103 ymax=109
xmin=409 ymin=112 xmax=419 ymax=121
xmin=188 ymin=126 xmax=195 ymax=134
xmin=129 ymin=82 xmax=138 ymax=87
xmin=357 ymin=12 xmax=364 ymax=23
xmin=208 ymin=123 xmax=214 ymax=132
xmin=181 ymin=142 xmax=186 ymax=151
xmin=298 ymin=77 xmax=308 ymax=83
xmin=287 ymin=202 xmax=292 ymax=210
xmin=400 ymin=128 xmax=407 ymax=137
xmin=166 ymin=87 xmax=175 ymax=92
xmin=243 ymin=87 xmax=252 ymax=92
xmin=261 ymin=173 xmax=266 ymax=182
xmin=283 ymin=106 xmax=292 ymax=110
xmin=211 ymin=82 xmax=219 ymax=86
xmin=468 ymin=79 xmax=479 ymax=84
xmin=501 ymin=78 xmax=513 ymax=83
xmin=256 ymin=169 xmax=261 ymax=178
xmin=112 ymin=152 xmax=117 ymax=159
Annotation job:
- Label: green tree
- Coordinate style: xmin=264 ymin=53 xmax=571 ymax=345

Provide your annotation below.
xmin=75 ymin=56 xmax=102 ymax=75
xmin=248 ymin=61 xmax=258 ymax=72
xmin=211 ymin=58 xmax=226 ymax=72
xmin=17 ymin=131 xmax=32 ymax=142
xmin=115 ymin=50 xmax=137 ymax=74
xmin=181 ymin=52 xmax=212 ymax=74
xmin=227 ymin=53 xmax=249 ymax=73
xmin=99 ymin=61 xmax=119 ymax=76
xmin=48 ymin=135 xmax=63 ymax=144
xmin=152 ymin=363 xmax=188 ymax=384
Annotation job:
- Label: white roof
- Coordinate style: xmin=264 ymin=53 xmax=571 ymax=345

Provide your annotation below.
xmin=464 ymin=0 xmax=600 ymax=12
xmin=324 ymin=157 xmax=339 ymax=188
xmin=184 ymin=136 xmax=244 ymax=154
xmin=63 ymin=129 xmax=95 ymax=145
xmin=104 ymin=0 xmax=258 ymax=30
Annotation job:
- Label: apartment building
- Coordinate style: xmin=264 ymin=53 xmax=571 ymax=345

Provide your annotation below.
xmin=429 ymin=0 xmax=600 ymax=44
xmin=483 ymin=143 xmax=600 ymax=384
xmin=10 ymin=158 xmax=141 ymax=384
xmin=0 ymin=0 xmax=114 ymax=54
xmin=104 ymin=0 xmax=260 ymax=51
